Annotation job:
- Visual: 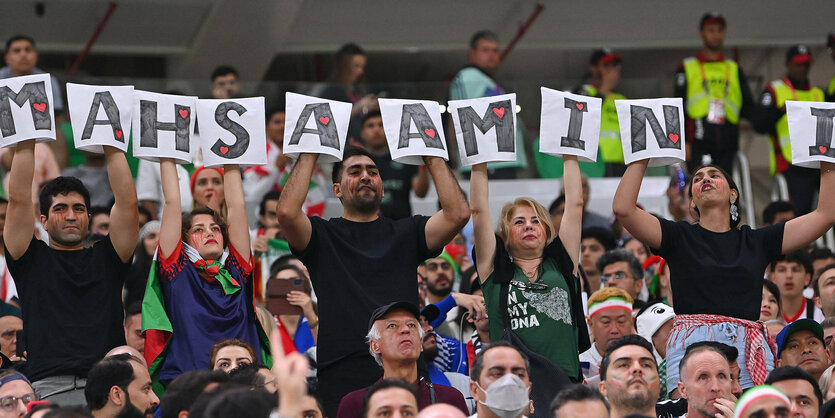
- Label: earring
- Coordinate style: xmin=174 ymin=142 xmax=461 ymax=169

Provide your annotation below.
xmin=730 ymin=197 xmax=739 ymax=223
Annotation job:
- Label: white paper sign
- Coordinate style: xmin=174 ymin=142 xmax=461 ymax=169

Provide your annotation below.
xmin=283 ymin=92 xmax=351 ymax=163
xmin=132 ymin=90 xmax=197 ymax=164
xmin=197 ymin=97 xmax=268 ymax=168
xmin=66 ymin=83 xmax=133 ymax=153
xmin=0 ymin=73 xmax=56 ymax=146
xmin=787 ymin=100 xmax=835 ymax=169
xmin=448 ymin=93 xmax=517 ymax=166
xmin=615 ymin=98 xmax=685 ymax=166
xmin=378 ymin=98 xmax=448 ymax=165
xmin=539 ymin=87 xmax=601 ymax=162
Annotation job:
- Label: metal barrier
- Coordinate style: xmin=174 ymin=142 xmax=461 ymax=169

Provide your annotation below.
xmin=771 ymin=174 xmax=789 ymax=202
xmin=768 ymin=173 xmax=834 ymax=251
xmin=732 ymin=151 xmax=757 ymax=228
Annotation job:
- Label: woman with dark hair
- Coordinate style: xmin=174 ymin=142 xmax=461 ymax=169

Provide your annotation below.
xmin=614 ymin=159 xmax=835 ymax=394
xmin=267 ymin=264 xmax=318 ymax=354
xmin=320 ymin=43 xmax=377 ymax=142
xmin=761 ymin=279 xmax=782 ymax=322
xmin=143 ymin=158 xmax=266 ymax=387
xmin=209 ymin=339 xmax=256 ymax=372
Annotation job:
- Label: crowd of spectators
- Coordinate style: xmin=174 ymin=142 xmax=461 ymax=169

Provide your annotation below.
xmin=3 ymin=11 xmax=835 ymax=418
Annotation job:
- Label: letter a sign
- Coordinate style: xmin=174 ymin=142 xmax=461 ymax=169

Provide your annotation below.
xmin=615 ymin=98 xmax=685 ymax=166
xmin=787 ymin=100 xmax=835 ymax=168
xmin=283 ymin=92 xmax=351 ymax=163
xmin=378 ymin=98 xmax=448 ymax=165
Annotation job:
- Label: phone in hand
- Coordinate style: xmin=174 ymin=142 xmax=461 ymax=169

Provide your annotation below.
xmin=15 ymin=330 xmax=24 ymax=358
xmin=266 ymin=278 xmax=305 ymax=316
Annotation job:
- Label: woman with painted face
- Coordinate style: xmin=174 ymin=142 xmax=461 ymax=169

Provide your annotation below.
xmin=613 ymin=159 xmax=835 ymax=396
xmin=142 ymin=158 xmax=265 ymax=388
xmin=470 ymin=155 xmax=589 ymax=416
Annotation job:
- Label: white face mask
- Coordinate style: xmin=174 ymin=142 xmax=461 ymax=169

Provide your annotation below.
xmin=476 ymin=373 xmax=530 ymax=418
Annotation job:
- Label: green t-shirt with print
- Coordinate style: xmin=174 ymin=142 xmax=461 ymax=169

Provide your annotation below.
xmin=482 ymin=258 xmax=580 ymax=378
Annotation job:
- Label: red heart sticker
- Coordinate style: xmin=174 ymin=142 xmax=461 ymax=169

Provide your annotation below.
xmin=114 ymin=129 xmax=123 ymax=139
xmin=33 ymin=103 xmax=46 ymax=112
xmin=319 ymin=116 xmax=330 ymax=125
xmin=668 ymin=133 xmax=679 ymax=143
xmin=576 ymin=103 xmax=584 ymax=110
xmin=220 ymin=146 xmax=229 ymax=154
xmin=493 ymin=107 xmax=505 ymax=118
xmin=179 ymin=109 xmax=189 ymax=119
xmin=424 ymin=128 xmax=436 ymax=138
xmin=821 ymin=146 xmax=829 ymax=154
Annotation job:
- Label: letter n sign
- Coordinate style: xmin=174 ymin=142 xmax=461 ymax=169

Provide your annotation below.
xmin=615 ymin=98 xmax=686 ymax=166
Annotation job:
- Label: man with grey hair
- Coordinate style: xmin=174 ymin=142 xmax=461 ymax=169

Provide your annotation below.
xmin=337 ymin=301 xmax=468 ymax=418
xmin=597 ymin=248 xmax=645 ymax=308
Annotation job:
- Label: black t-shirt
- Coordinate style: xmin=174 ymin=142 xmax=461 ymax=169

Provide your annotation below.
xmin=292 ymin=216 xmax=438 ymax=368
xmin=371 ymin=152 xmax=418 ymax=220
xmin=6 ymin=236 xmax=129 ymax=381
xmin=653 ymin=220 xmax=784 ymax=320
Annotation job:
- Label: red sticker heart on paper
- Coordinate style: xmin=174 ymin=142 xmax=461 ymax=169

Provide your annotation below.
xmin=220 ymin=146 xmax=229 ymax=154
xmin=319 ymin=117 xmax=330 ymax=125
xmin=33 ymin=103 xmax=46 ymax=112
xmin=115 ymin=129 xmax=122 ymax=139
xmin=668 ymin=133 xmax=679 ymax=143
xmin=179 ymin=109 xmax=189 ymax=119
xmin=821 ymin=146 xmax=828 ymax=154
xmin=576 ymin=103 xmax=584 ymax=110
xmin=424 ymin=128 xmax=436 ymax=138
xmin=493 ymin=107 xmax=505 ymax=118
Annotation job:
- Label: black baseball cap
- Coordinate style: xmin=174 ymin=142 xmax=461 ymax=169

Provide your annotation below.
xmin=420 ymin=304 xmax=441 ymax=323
xmin=699 ymin=12 xmax=726 ymax=29
xmin=786 ymin=45 xmax=812 ymax=65
xmin=590 ymin=48 xmax=622 ymax=65
xmin=368 ymin=301 xmax=421 ymax=332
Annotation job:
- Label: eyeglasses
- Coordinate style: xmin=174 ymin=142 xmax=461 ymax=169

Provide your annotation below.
xmin=0 ymin=394 xmax=35 ymax=410
xmin=600 ymin=271 xmax=630 ymax=283
xmin=425 ymin=261 xmax=452 ymax=272
xmin=511 ymin=280 xmax=548 ymax=291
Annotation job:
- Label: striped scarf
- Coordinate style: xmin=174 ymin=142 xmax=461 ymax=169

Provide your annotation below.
xmin=671 ymin=314 xmax=776 ymax=386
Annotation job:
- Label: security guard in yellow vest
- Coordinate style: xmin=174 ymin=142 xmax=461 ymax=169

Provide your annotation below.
xmin=826 ymin=31 xmax=835 ymax=102
xmin=675 ymin=12 xmax=755 ymax=174
xmin=754 ymin=45 xmax=825 ymax=215
xmin=573 ymin=48 xmax=627 ymax=177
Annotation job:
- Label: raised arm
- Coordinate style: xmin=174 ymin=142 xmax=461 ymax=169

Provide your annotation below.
xmin=3 ymin=140 xmax=36 ymax=260
xmin=275 ymin=153 xmax=315 ymax=252
xmin=104 ymin=146 xmax=139 ymax=262
xmin=224 ymin=165 xmax=251 ymax=256
xmin=424 ymin=156 xmax=470 ymax=251
xmin=782 ymin=161 xmax=835 ymax=253
xmin=158 ymin=158 xmax=182 ymax=259
xmin=470 ymin=163 xmax=496 ymax=281
xmin=411 ymin=165 xmax=430 ymax=198
xmin=612 ymin=160 xmax=662 ymax=249
xmin=559 ymin=156 xmax=583 ymax=272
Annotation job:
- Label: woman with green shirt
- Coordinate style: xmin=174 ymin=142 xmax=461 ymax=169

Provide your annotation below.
xmin=470 ymin=155 xmax=590 ymax=415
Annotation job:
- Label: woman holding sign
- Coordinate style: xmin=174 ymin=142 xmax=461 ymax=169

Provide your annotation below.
xmin=471 ymin=155 xmax=589 ymax=411
xmin=143 ymin=158 xmax=265 ymax=387
xmin=614 ymin=160 xmax=835 ymax=395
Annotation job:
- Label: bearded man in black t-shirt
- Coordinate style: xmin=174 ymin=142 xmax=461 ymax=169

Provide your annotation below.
xmin=277 ymin=147 xmax=469 ymax=416
xmin=4 ymin=139 xmax=138 ymax=405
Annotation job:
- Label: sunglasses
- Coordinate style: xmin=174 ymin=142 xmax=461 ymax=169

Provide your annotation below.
xmin=426 ymin=261 xmax=452 ymax=272
xmin=601 ymin=271 xmax=630 ymax=283
xmin=511 ymin=280 xmax=548 ymax=291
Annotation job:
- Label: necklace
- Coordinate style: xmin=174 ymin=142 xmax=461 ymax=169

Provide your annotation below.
xmin=522 ymin=265 xmax=538 ymax=279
